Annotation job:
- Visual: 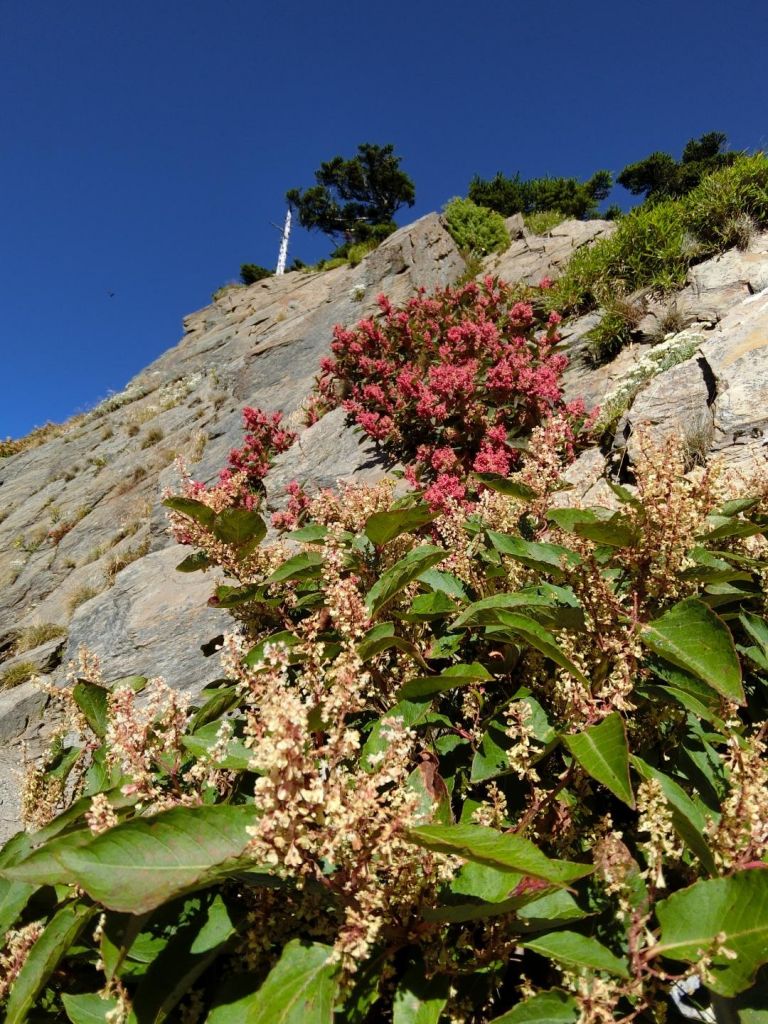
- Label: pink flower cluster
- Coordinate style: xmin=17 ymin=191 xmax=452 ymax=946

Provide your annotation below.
xmin=177 ymin=407 xmax=297 ymax=519
xmin=318 ymin=277 xmax=589 ymax=509
xmin=228 ymin=407 xmax=296 ymax=485
xmin=271 ymin=480 xmax=312 ymax=531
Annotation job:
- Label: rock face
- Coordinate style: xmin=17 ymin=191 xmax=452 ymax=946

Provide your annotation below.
xmin=2 ymin=211 xmax=768 ymax=840
xmin=620 ymin=285 xmax=768 ymax=471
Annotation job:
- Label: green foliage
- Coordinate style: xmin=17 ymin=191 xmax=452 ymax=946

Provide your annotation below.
xmin=286 ymin=142 xmax=415 ymax=244
xmin=548 ymin=152 xmax=768 ymax=360
xmin=685 ymin=152 xmax=768 ymax=251
xmin=523 ymin=210 xmax=565 ymax=235
xmin=469 ymin=169 xmax=612 ymax=219
xmin=617 ymin=131 xmax=739 ymax=203
xmin=584 ymin=304 xmax=638 ymax=365
xmin=346 ymin=238 xmax=381 ymax=266
xmin=239 ymin=264 xmax=273 ymax=286
xmin=4 ymin=429 xmax=768 ymax=1019
xmin=316 ymin=256 xmax=348 ymax=272
xmin=442 ymin=197 xmax=510 ymax=256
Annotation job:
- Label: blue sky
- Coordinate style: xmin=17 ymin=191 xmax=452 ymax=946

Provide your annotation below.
xmin=1 ymin=0 xmax=765 ymax=439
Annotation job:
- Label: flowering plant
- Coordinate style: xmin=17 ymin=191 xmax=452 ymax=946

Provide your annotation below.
xmin=3 ymin=428 xmax=768 ymax=1022
xmin=317 ymin=277 xmax=594 ymax=508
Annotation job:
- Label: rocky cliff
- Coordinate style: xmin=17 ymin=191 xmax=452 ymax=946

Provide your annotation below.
xmin=2 ymin=210 xmax=768 ymax=839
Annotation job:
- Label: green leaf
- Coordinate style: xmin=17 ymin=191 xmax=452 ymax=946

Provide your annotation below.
xmin=111 ymin=673 xmax=149 ymax=692
xmin=701 ymin=516 xmax=763 ymax=541
xmin=489 ymin=613 xmax=590 ymax=687
xmin=163 ymin=496 xmax=216 ymax=528
xmin=132 ymin=894 xmax=236 ymax=1022
xmin=183 ymin=724 xmax=254 ymax=770
xmin=398 ymin=662 xmax=493 ymax=700
xmin=360 ymin=701 xmax=436 ymax=770
xmin=245 ymin=630 xmax=300 ymax=667
xmin=631 ymin=757 xmax=716 ymax=873
xmin=364 ymin=504 xmax=438 ymax=546
xmin=62 ymin=993 xmax=120 ymax=1023
xmin=356 ymin=622 xmax=429 ymax=670
xmin=547 ymin=507 xmax=637 ymax=547
xmin=417 ymin=568 xmax=468 ymax=600
xmin=564 ymin=713 xmax=634 ymax=808
xmin=288 ymin=523 xmax=328 ymax=543
xmin=473 ymin=473 xmax=537 ymax=499
xmin=488 ymin=989 xmax=579 ymax=1024
xmin=487 ymin=531 xmax=580 ymax=578
xmin=471 ymin=719 xmax=515 ymax=783
xmin=206 ymin=939 xmax=336 ymax=1023
xmin=451 ymin=860 xmax=522 ymax=902
xmin=268 ymin=551 xmax=324 ymax=583
xmin=189 ymin=685 xmax=241 ymax=732
xmin=5 ymin=901 xmax=97 ymax=1024
xmin=740 ymin=612 xmax=768 ymax=658
xmin=211 ymin=508 xmax=267 ymax=547
xmin=365 ymin=545 xmax=446 ymax=616
xmin=408 ymin=825 xmax=592 ymax=885
xmin=213 ymin=583 xmax=268 ymax=609
xmin=404 ymin=591 xmax=458 ymax=620
xmin=407 ymin=763 xmax=453 ymax=826
xmin=471 ymin=700 xmax=554 ymax=783
xmin=4 ymin=805 xmax=257 ymax=914
xmin=641 ymin=598 xmax=743 ymax=704
xmin=176 ymin=551 xmax=214 ymax=572
xmin=73 ymin=680 xmax=109 ymax=738
xmin=517 ymin=889 xmax=588 ymax=928
xmin=450 ymin=591 xmax=556 ymax=630
xmin=0 ymin=877 xmax=36 ymax=935
xmin=718 ymin=496 xmax=761 ymax=516
xmin=392 ymin=969 xmax=449 ymax=1024
xmin=654 ymin=870 xmax=768 ymax=996
xmin=522 ymin=931 xmax=629 ymax=978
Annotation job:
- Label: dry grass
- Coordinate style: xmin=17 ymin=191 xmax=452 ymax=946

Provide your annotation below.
xmin=140 ymin=427 xmax=164 ymax=449
xmin=0 ymin=661 xmax=37 ymax=689
xmin=682 ymin=410 xmax=716 ymax=469
xmin=67 ymin=584 xmax=101 ymax=616
xmin=114 ymin=465 xmax=148 ymax=495
xmin=0 ymin=414 xmax=87 ymax=459
xmin=13 ymin=623 xmax=67 ymax=654
xmin=104 ymin=538 xmax=151 ymax=585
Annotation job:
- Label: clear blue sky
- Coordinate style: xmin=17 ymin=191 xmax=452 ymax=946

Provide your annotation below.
xmin=1 ymin=0 xmax=765 ymax=439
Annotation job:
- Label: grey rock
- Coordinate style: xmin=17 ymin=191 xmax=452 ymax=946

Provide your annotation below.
xmin=636 ymin=232 xmax=768 ymax=340
xmin=702 ymin=286 xmax=768 ymax=470
xmin=505 ymin=213 xmax=526 ymax=239
xmin=1 ymin=636 xmax=66 ymax=678
xmin=0 ymin=680 xmax=47 ymax=743
xmin=265 ymin=407 xmax=389 ymax=511
xmin=485 ymin=218 xmax=616 ymax=286
xmin=0 ymin=682 xmax=49 ymax=844
xmin=63 ymin=545 xmax=231 ymax=693
xmin=550 ymin=448 xmax=620 ymax=510
xmin=619 ymin=356 xmax=713 ymax=461
xmin=611 ymin=284 xmax=768 ymax=474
